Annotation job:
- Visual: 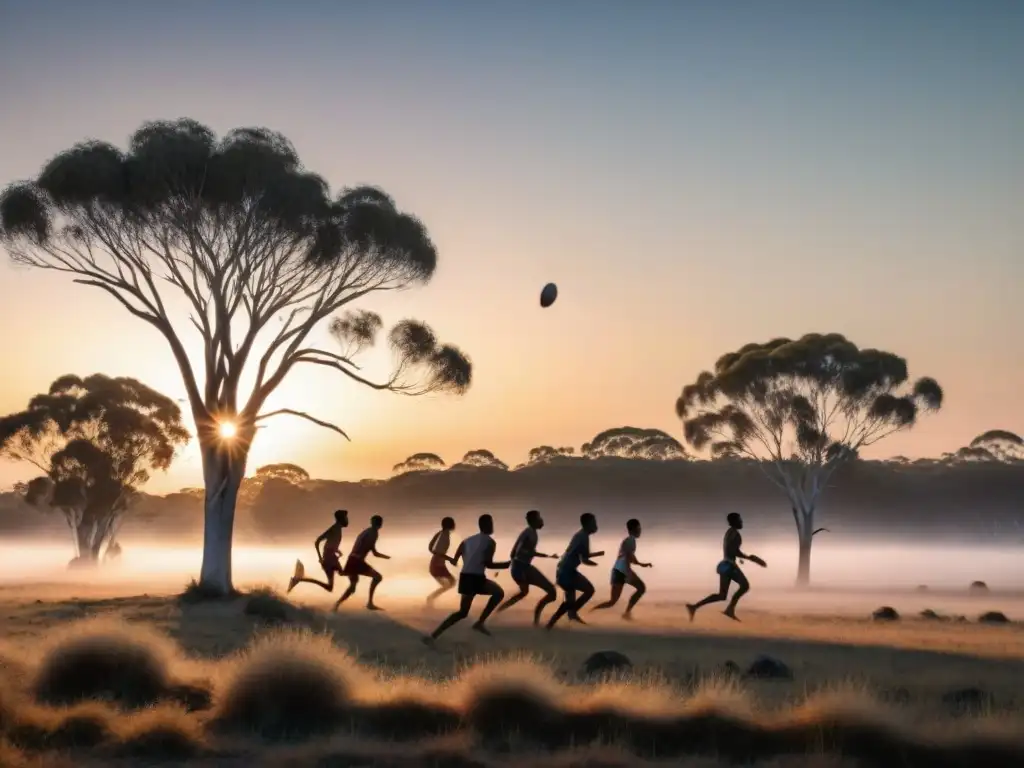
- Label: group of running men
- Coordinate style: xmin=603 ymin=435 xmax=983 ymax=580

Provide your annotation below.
xmin=287 ymin=508 xmax=766 ymax=642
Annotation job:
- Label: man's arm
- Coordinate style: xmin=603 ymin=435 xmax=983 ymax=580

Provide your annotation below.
xmin=370 ymin=532 xmax=390 ymax=560
xmin=314 ymin=528 xmax=330 ymax=560
xmin=485 ymin=540 xmax=511 ymax=570
xmin=451 ymin=541 xmax=465 ymax=565
xmin=428 ymin=531 xmax=440 ymax=554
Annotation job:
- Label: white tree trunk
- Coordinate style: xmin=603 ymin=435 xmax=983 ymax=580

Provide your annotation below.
xmin=197 ymin=439 xmax=248 ymax=596
xmin=786 ymin=484 xmax=817 ymax=588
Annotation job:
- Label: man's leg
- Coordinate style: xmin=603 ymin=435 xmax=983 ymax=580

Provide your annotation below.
xmin=592 ymin=581 xmax=624 ymax=611
xmin=623 ymin=574 xmax=646 ymax=618
xmin=366 ymin=566 xmax=384 ymax=610
xmin=531 ymin=569 xmax=557 ymax=626
xmin=289 ymin=560 xmax=337 ymax=593
xmin=723 ymin=569 xmax=750 ymax=619
xmin=569 ymin=573 xmax=595 ymax=621
xmin=686 ymin=572 xmax=731 ymax=621
xmin=333 ymin=574 xmax=359 ymax=611
xmin=546 ymin=581 xmax=577 ymax=630
xmin=472 ymin=580 xmax=505 ymax=635
xmin=427 ymin=575 xmax=456 ymax=606
xmin=496 ymin=576 xmax=529 ymax=613
xmin=427 ymin=593 xmax=474 ymax=642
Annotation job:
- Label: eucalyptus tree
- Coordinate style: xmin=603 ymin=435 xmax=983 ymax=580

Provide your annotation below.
xmin=0 ymin=120 xmax=471 ymax=594
xmin=0 ymin=374 xmax=188 ymax=563
xmin=581 ymin=426 xmax=687 ymax=460
xmin=676 ymin=333 xmax=942 ymax=585
xmin=392 ymin=452 xmax=447 ymax=475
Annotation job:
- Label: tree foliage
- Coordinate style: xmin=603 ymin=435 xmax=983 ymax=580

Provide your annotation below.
xmin=676 ymin=333 xmax=943 ymax=584
xmin=526 ymin=445 xmax=575 ymax=466
xmin=944 ymin=430 xmax=1024 ymax=464
xmin=0 ymin=119 xmax=472 ymax=430
xmin=581 ymin=427 xmax=687 ymax=461
xmin=458 ymin=449 xmax=509 ymax=470
xmin=393 ymin=452 xmax=446 ymax=475
xmin=0 ymin=374 xmax=188 ymax=561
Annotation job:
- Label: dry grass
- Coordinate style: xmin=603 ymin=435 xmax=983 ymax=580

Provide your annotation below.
xmin=0 ymin=585 xmax=1022 ymax=766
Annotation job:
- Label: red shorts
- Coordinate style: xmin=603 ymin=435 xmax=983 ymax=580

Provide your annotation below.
xmin=429 ymin=554 xmax=452 ymax=580
xmin=344 ymin=556 xmax=378 ymax=579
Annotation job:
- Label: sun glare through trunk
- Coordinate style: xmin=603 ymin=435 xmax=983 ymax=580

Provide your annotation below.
xmin=218 ymin=421 xmax=237 ymax=440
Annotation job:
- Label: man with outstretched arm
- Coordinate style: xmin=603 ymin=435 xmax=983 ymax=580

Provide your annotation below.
xmin=287 ymin=509 xmax=349 ymax=594
xmin=333 ymin=515 xmax=390 ymax=611
xmin=687 ymin=512 xmax=766 ymax=622
xmin=496 ymin=509 xmax=559 ymax=625
xmin=424 ymin=513 xmax=510 ymax=643
xmin=592 ymin=518 xmax=652 ymax=620
xmin=426 ymin=516 xmax=458 ymax=607
xmin=546 ymin=512 xmax=603 ymax=630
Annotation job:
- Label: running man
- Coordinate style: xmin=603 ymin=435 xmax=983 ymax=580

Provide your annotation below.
xmin=333 ymin=515 xmax=390 ymax=611
xmin=592 ymin=518 xmax=652 ymax=620
xmin=545 ymin=512 xmax=603 ymax=630
xmin=424 ymin=513 xmax=510 ymax=643
xmin=287 ymin=509 xmax=349 ymax=594
xmin=426 ymin=516 xmax=458 ymax=606
xmin=686 ymin=512 xmax=766 ymax=622
xmin=496 ymin=509 xmax=559 ymax=625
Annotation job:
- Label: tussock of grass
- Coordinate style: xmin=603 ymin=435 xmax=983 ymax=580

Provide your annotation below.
xmin=179 ymin=578 xmax=241 ymax=604
xmin=0 ymin=617 xmax=1022 ymax=766
xmin=29 ymin=617 xmax=203 ymax=710
xmin=112 ymin=705 xmax=205 ymax=759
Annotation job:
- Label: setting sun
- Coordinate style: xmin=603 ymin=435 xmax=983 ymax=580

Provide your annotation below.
xmin=218 ymin=421 xmax=237 ymax=440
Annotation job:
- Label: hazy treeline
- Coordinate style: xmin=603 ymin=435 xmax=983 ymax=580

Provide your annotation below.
xmin=3 ymin=455 xmax=1022 ymax=546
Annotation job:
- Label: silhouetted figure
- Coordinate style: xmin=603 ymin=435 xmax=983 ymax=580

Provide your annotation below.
xmin=426 ymin=516 xmax=458 ymax=606
xmin=592 ymin=518 xmax=652 ymax=620
xmin=686 ymin=513 xmax=766 ymax=622
xmin=288 ymin=509 xmax=349 ymax=593
xmin=333 ymin=515 xmax=390 ymax=611
xmin=546 ymin=513 xmax=603 ymax=630
xmin=496 ymin=509 xmax=559 ymax=625
xmin=424 ymin=514 xmax=510 ymax=643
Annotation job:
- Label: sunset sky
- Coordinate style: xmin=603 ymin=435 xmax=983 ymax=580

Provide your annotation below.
xmin=0 ymin=1 xmax=1022 ymax=493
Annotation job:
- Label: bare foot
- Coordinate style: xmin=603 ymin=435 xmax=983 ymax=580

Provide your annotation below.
xmin=723 ymin=610 xmax=741 ymax=622
xmin=421 ymin=635 xmax=435 ymax=647
xmin=331 ymin=602 xmax=343 ymax=613
xmin=686 ymin=603 xmax=697 ymax=622
xmin=621 ymin=612 xmax=634 ymax=622
xmin=367 ymin=604 xmax=384 ymax=611
xmin=286 ymin=577 xmax=298 ymax=594
xmin=471 ymin=622 xmax=492 ymax=636
xmin=568 ymin=615 xmax=587 ymax=625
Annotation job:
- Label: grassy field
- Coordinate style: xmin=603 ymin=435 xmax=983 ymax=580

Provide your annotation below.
xmin=0 ymin=581 xmax=1022 ymax=766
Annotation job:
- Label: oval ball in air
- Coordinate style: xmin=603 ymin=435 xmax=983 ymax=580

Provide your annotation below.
xmin=540 ymin=282 xmax=558 ymax=308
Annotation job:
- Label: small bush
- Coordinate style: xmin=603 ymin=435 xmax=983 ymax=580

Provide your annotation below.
xmin=179 ymin=578 xmax=241 ymax=604
xmin=978 ymin=611 xmax=1010 ymax=625
xmin=32 ymin=619 xmax=176 ymax=709
xmin=210 ymin=629 xmax=361 ymax=741
xmin=872 ymin=606 xmax=900 ymax=621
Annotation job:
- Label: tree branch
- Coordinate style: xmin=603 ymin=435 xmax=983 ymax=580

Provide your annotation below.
xmin=254 ymin=408 xmax=351 ymax=440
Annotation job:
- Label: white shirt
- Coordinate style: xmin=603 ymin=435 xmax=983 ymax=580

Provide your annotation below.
xmin=461 ymin=532 xmax=493 ymax=575
xmin=614 ymin=535 xmax=637 ymax=574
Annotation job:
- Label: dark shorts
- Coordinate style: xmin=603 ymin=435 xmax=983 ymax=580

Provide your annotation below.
xmin=556 ymin=569 xmax=591 ymax=592
xmin=510 ymin=560 xmax=532 ymax=583
xmin=429 ymin=555 xmax=452 ymax=580
xmin=611 ymin=568 xmax=628 ymax=586
xmin=345 ymin=556 xmax=378 ymax=579
xmin=511 ymin=560 xmax=554 ymax=591
xmin=458 ymin=573 xmax=493 ymax=596
xmin=322 ymin=552 xmax=342 ymax=574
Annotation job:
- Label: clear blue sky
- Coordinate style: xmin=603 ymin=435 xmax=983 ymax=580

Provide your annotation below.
xmin=0 ymin=1 xmax=1022 ymax=490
